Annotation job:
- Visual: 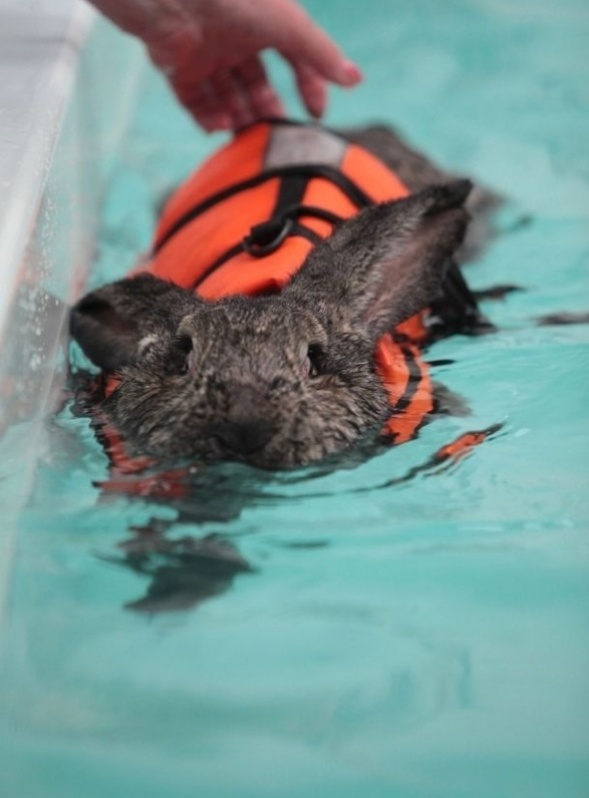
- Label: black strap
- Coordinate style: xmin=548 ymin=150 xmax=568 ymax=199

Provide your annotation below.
xmin=272 ymin=173 xmax=309 ymax=219
xmin=428 ymin=260 xmax=492 ymax=337
xmin=186 ymin=157 xmax=351 ymax=290
xmin=190 ymin=222 xmax=324 ymax=291
xmin=390 ymin=345 xmax=423 ymax=414
xmin=154 ymin=164 xmax=374 ymax=254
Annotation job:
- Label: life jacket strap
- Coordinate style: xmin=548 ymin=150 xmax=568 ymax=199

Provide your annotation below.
xmin=190 ymin=204 xmax=346 ymax=291
xmin=153 ymin=163 xmax=374 ymax=255
xmin=243 ymin=216 xmax=295 ymax=257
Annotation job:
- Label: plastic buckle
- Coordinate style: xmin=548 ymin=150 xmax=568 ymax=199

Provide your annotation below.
xmin=243 ymin=217 xmax=293 ymax=257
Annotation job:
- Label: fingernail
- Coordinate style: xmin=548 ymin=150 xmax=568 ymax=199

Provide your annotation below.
xmin=341 ymin=60 xmax=363 ymax=85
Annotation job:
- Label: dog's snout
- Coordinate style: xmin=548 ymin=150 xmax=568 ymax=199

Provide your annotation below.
xmin=216 ymin=419 xmax=274 ymax=456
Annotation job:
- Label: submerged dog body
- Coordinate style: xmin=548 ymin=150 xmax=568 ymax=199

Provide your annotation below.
xmin=71 ymin=121 xmax=485 ymax=469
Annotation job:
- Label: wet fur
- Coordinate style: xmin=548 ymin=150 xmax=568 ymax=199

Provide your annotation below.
xmin=71 ymin=125 xmax=476 ymax=469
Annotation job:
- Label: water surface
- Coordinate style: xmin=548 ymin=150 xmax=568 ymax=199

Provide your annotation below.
xmin=1 ymin=1 xmax=588 ymax=796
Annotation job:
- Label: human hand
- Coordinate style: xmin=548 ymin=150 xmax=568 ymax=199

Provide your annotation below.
xmin=89 ymin=0 xmax=362 ymax=131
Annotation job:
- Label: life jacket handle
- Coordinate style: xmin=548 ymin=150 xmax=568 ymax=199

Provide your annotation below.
xmin=243 ymin=217 xmax=294 ymax=257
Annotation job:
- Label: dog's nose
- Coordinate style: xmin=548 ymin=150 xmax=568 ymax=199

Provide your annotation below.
xmin=216 ymin=419 xmax=274 ymax=456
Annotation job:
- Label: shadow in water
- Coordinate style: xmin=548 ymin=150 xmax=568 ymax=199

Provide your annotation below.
xmin=100 ymin=521 xmax=255 ymax=614
xmin=92 ymin=458 xmax=278 ymax=615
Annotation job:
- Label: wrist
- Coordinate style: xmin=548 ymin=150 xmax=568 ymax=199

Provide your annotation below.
xmin=87 ymin=0 xmax=185 ymax=40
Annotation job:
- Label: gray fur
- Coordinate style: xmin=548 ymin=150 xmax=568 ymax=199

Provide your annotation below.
xmin=71 ymin=132 xmax=472 ymax=469
xmin=340 ymin=124 xmax=451 ymax=190
xmin=342 ymin=124 xmax=500 ymax=261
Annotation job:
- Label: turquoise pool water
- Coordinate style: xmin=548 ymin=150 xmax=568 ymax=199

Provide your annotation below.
xmin=1 ymin=1 xmax=589 ymax=796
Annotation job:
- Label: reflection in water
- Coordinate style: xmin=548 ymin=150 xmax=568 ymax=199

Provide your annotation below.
xmin=93 ymin=459 xmax=272 ymax=614
xmin=102 ymin=523 xmax=254 ymax=613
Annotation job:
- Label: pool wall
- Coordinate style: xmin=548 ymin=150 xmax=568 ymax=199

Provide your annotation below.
xmin=0 ymin=0 xmax=143 ymax=626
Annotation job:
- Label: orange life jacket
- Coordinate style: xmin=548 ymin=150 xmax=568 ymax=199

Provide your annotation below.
xmin=138 ymin=121 xmax=433 ymax=445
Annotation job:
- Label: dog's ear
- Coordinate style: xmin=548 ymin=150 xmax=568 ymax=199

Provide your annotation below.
xmin=286 ymin=181 xmax=472 ymax=339
xmin=70 ymin=274 xmax=199 ymax=371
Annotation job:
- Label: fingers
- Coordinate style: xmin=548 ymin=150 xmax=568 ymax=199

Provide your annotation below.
xmin=141 ymin=0 xmax=362 ymax=133
xmin=272 ymin=0 xmax=362 ymax=87
xmin=173 ymin=79 xmax=232 ymax=132
xmin=285 ymin=37 xmax=362 ymax=89
xmin=98 ymin=0 xmax=362 ymax=133
xmin=268 ymin=0 xmax=361 ymax=120
xmin=292 ymin=62 xmax=327 ymax=118
xmin=173 ymin=57 xmax=286 ymax=132
xmin=236 ymin=57 xmax=285 ymax=120
xmin=208 ymin=71 xmax=253 ymax=130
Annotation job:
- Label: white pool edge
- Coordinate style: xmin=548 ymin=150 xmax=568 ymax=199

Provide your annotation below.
xmin=0 ymin=3 xmax=146 ymax=635
xmin=0 ymin=1 xmax=95 ymax=636
xmin=0 ymin=2 xmax=94 ymax=340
